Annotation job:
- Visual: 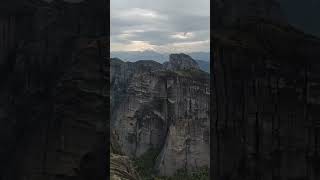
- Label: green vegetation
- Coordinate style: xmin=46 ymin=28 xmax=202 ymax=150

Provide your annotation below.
xmin=154 ymin=167 xmax=209 ymax=180
xmin=174 ymin=69 xmax=210 ymax=82
xmin=133 ymin=148 xmax=209 ymax=180
xmin=157 ymin=69 xmax=209 ymax=81
xmin=133 ymin=148 xmax=161 ymax=180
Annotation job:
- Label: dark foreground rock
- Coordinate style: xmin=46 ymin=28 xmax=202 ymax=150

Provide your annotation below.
xmin=212 ymin=1 xmax=320 ymax=179
xmin=0 ymin=0 xmax=108 ymax=179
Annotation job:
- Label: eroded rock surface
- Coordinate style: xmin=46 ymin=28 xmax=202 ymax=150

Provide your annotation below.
xmin=110 ymin=133 xmax=140 ymax=180
xmin=164 ymin=53 xmax=200 ymax=71
xmin=111 ymin=54 xmax=210 ymax=176
xmin=212 ymin=1 xmax=320 ymax=179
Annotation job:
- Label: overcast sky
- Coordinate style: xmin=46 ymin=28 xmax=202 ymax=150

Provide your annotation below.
xmin=110 ymin=0 xmax=210 ymax=53
xmin=44 ymin=0 xmax=84 ymax=2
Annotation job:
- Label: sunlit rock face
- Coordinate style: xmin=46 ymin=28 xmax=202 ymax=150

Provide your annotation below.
xmin=111 ymin=54 xmax=210 ymax=176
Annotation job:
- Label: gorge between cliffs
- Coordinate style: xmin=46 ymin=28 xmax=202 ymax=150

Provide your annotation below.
xmin=110 ymin=53 xmax=210 ymax=179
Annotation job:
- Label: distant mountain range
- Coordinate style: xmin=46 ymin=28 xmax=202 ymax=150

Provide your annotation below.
xmin=110 ymin=50 xmax=210 ymax=72
xmin=196 ymin=60 xmax=210 ymax=73
xmin=111 ymin=50 xmax=168 ymax=63
xmin=111 ymin=50 xmax=210 ymax=62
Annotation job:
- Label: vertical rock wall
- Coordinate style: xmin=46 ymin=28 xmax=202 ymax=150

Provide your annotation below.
xmin=111 ymin=57 xmax=210 ymax=176
xmin=0 ymin=1 xmax=108 ymax=179
xmin=212 ymin=22 xmax=320 ymax=180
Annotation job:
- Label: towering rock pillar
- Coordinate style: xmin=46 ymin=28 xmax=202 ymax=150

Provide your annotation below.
xmin=212 ymin=9 xmax=320 ymax=180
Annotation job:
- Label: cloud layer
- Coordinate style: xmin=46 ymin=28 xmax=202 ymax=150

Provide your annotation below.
xmin=111 ymin=0 xmax=210 ymax=53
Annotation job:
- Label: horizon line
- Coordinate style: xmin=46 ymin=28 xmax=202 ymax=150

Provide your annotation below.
xmin=110 ymin=50 xmax=210 ymax=53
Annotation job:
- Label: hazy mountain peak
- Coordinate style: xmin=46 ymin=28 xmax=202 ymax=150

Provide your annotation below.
xmin=164 ymin=53 xmax=200 ymax=71
xmin=110 ymin=51 xmax=210 ymax=63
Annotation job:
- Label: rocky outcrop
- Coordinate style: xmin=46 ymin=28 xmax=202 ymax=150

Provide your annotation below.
xmin=213 ymin=0 xmax=286 ymax=29
xmin=212 ymin=9 xmax=320 ymax=180
xmin=0 ymin=0 xmax=107 ymax=179
xmin=110 ymin=154 xmax=140 ymax=180
xmin=110 ymin=133 xmax=140 ymax=180
xmin=164 ymin=53 xmax=200 ymax=71
xmin=110 ymin=58 xmax=163 ymax=120
xmin=1 ymin=38 xmax=107 ymax=180
xmin=111 ymin=56 xmax=210 ymax=176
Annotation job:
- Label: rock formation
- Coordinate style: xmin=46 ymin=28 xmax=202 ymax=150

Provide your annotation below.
xmin=212 ymin=0 xmax=320 ymax=179
xmin=0 ymin=0 xmax=108 ymax=179
xmin=110 ymin=133 xmax=140 ymax=180
xmin=111 ymin=54 xmax=210 ymax=176
xmin=164 ymin=53 xmax=200 ymax=71
xmin=213 ymin=0 xmax=285 ymax=27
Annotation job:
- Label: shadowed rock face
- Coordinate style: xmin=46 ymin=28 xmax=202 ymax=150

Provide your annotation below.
xmin=213 ymin=0 xmax=285 ymax=28
xmin=0 ymin=0 xmax=107 ymax=179
xmin=0 ymin=38 xmax=107 ymax=180
xmin=111 ymin=55 xmax=210 ymax=176
xmin=110 ymin=133 xmax=140 ymax=180
xmin=212 ymin=1 xmax=320 ymax=179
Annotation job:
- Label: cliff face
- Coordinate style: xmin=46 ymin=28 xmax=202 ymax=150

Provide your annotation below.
xmin=0 ymin=0 xmax=107 ymax=179
xmin=212 ymin=12 xmax=320 ymax=180
xmin=110 ymin=133 xmax=140 ymax=180
xmin=0 ymin=39 xmax=107 ymax=180
xmin=164 ymin=53 xmax=200 ymax=71
xmin=213 ymin=0 xmax=285 ymax=28
xmin=111 ymin=54 xmax=210 ymax=176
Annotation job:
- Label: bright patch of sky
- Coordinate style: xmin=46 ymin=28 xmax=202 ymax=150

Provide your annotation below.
xmin=111 ymin=0 xmax=210 ymax=53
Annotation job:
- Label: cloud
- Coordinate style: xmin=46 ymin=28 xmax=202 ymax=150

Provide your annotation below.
xmin=156 ymin=40 xmax=210 ymax=53
xmin=111 ymin=0 xmax=210 ymax=53
xmin=111 ymin=39 xmax=210 ymax=54
xmin=112 ymin=8 xmax=168 ymax=24
xmin=111 ymin=41 xmax=156 ymax=52
xmin=171 ymin=32 xmax=194 ymax=40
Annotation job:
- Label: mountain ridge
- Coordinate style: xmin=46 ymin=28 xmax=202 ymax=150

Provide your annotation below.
xmin=111 ymin=53 xmax=210 ymax=177
xmin=110 ymin=50 xmax=210 ymax=62
xmin=111 ymin=52 xmax=210 ymax=73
